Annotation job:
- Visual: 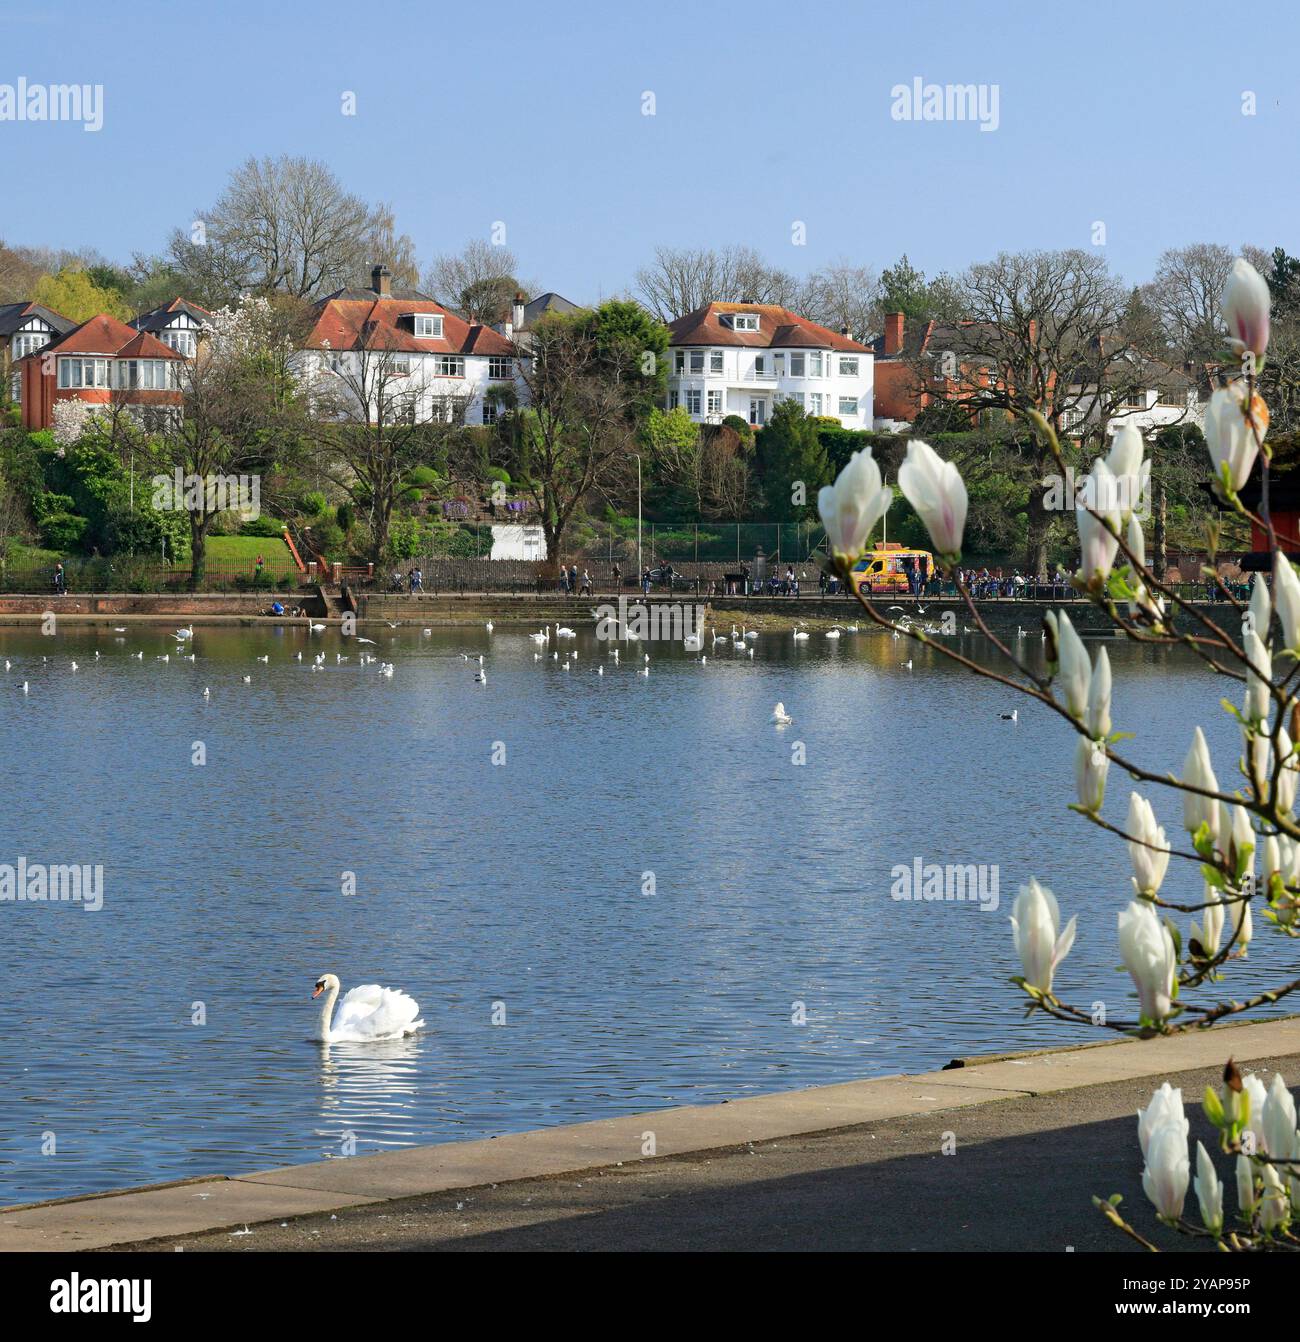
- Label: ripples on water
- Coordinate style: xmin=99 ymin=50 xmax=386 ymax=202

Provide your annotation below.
xmin=0 ymin=620 xmax=1284 ymax=1204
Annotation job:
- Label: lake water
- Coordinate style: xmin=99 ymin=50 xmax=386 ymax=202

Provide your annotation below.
xmin=0 ymin=616 xmax=1284 ymax=1206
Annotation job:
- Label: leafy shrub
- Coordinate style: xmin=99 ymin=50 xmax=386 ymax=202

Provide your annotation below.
xmin=240 ymin=514 xmax=285 ymax=538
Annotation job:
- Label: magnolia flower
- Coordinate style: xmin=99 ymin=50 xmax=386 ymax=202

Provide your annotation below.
xmin=1138 ymin=1082 xmax=1187 ymax=1158
xmin=1181 ymin=727 xmax=1221 ymax=840
xmin=1277 ymin=729 xmax=1298 ymax=816
xmin=1191 ymin=882 xmax=1224 ymax=959
xmin=1086 ymin=646 xmax=1112 ymax=741
xmin=1262 ymin=1074 xmax=1299 ymax=1161
xmin=1220 ymin=803 xmax=1256 ymax=880
xmin=1126 ymin=793 xmax=1170 ymax=896
xmin=1244 ymin=629 xmax=1272 ymax=725
xmin=818 ymin=450 xmax=892 ymax=564
xmin=1243 ymin=1072 xmax=1269 ymax=1144
xmin=1204 ymin=383 xmax=1268 ymax=493
xmin=1075 ymin=736 xmax=1109 ymax=813
xmin=897 ymin=438 xmax=967 ymax=560
xmin=1194 ymin=1141 xmax=1224 ymax=1234
xmin=1076 ymin=459 xmax=1122 ymax=584
xmin=1248 ymin=573 xmax=1271 ymax=643
xmin=1275 ymin=552 xmax=1300 ymax=656
xmin=1054 ymin=611 xmax=1091 ymax=719
xmin=1125 ymin=514 xmax=1164 ymax=622
xmin=1230 ymin=890 xmax=1254 ymax=955
xmin=1009 ymin=878 xmax=1077 ymax=993
xmin=1259 ymin=1163 xmax=1290 ymax=1231
xmin=1119 ymin=900 xmax=1177 ymax=1024
xmin=1105 ymin=424 xmax=1147 ymax=522
xmin=1263 ymin=835 xmax=1282 ymax=895
xmin=1222 ymin=257 xmax=1271 ymax=363
xmin=1142 ymin=1119 xmax=1189 ymax=1220
xmin=1237 ymin=1154 xmax=1259 ymax=1217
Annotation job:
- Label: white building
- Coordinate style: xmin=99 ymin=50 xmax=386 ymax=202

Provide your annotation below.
xmin=128 ymin=297 xmax=212 ymax=357
xmin=298 ymin=265 xmax=520 ymax=426
xmin=665 ymin=301 xmax=873 ymax=429
xmin=1063 ymin=353 xmax=1207 ymax=440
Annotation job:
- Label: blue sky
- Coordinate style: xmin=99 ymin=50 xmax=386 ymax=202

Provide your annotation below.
xmin=1 ymin=0 xmax=1296 ymax=301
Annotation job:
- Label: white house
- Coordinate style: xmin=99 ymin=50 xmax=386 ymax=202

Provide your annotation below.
xmin=1063 ymin=354 xmax=1207 ymax=440
xmin=128 ymin=297 xmax=213 ymax=357
xmin=298 ymin=265 xmax=520 ymax=426
xmin=665 ymin=301 xmax=873 ymax=429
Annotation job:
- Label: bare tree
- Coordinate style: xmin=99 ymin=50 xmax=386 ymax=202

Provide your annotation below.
xmin=142 ymin=297 xmax=304 ymax=582
xmin=0 ymin=241 xmax=44 ymax=304
xmin=499 ymin=317 xmax=640 ymax=575
xmin=916 ymin=249 xmax=1137 ymax=573
xmin=169 ymin=156 xmax=417 ymax=306
xmin=424 ymin=239 xmax=527 ymax=323
xmin=635 ymin=245 xmax=800 ymax=320
xmin=308 ymin=343 xmax=472 ymax=563
xmin=798 ymin=260 xmax=881 ymax=342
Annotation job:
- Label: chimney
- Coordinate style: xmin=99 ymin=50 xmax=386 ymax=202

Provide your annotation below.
xmin=371 ymin=264 xmax=392 ymax=298
xmin=512 ymin=290 xmax=526 ymax=330
xmin=883 ymin=312 xmax=905 ymax=356
xmin=840 ymin=325 xmax=851 ymax=337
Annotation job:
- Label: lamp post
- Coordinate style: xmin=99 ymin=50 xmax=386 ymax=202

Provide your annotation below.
xmin=632 ymin=452 xmax=642 ymax=575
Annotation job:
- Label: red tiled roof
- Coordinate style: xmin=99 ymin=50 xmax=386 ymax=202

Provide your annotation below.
xmin=24 ymin=313 xmax=183 ymax=360
xmin=305 ymin=296 xmax=515 ymax=357
xmin=669 ymin=302 xmax=870 ymax=352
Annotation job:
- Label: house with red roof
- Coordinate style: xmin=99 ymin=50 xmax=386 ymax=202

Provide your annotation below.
xmin=300 ymin=265 xmax=520 ymax=426
xmin=17 ymin=313 xmax=184 ymax=431
xmin=666 ymin=301 xmax=873 ymax=429
xmin=1 ymin=300 xmax=76 ymax=410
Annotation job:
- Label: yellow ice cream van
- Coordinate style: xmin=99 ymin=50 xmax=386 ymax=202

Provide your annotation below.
xmin=851 ymin=543 xmax=937 ymax=595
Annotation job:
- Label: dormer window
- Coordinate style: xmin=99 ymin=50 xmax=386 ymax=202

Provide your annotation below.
xmin=413 ymin=314 xmax=443 ymax=339
xmin=732 ymin=313 xmax=760 ymax=332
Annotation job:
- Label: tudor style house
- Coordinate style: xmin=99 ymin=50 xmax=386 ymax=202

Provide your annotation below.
xmin=665 ymin=302 xmax=873 ymax=429
xmin=129 ymin=297 xmax=213 ymax=356
xmin=17 ymin=313 xmax=185 ymax=431
xmin=1 ymin=301 xmax=76 ymax=409
xmin=299 ymin=265 xmax=519 ymax=426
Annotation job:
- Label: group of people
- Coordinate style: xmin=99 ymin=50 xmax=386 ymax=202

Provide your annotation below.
xmin=390 ymin=567 xmax=424 ymax=593
xmin=953 ymin=567 xmax=1073 ymax=600
xmin=558 ymin=564 xmax=593 ymax=596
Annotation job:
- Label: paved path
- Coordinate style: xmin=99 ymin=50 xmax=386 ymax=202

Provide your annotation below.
xmin=104 ymin=1046 xmax=1297 ymax=1253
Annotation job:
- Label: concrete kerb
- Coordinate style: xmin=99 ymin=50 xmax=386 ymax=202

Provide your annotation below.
xmin=3 ymin=1014 xmax=1297 ymax=1251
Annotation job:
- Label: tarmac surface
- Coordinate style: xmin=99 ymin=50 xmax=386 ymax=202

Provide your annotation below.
xmin=105 ymin=1050 xmax=1299 ymax=1253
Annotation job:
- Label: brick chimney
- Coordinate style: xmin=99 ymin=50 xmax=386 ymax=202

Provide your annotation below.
xmin=883 ymin=312 xmax=905 ymax=356
xmin=371 ymin=264 xmax=392 ymax=297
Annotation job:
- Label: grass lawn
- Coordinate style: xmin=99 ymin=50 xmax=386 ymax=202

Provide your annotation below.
xmin=198 ymin=535 xmax=296 ymax=572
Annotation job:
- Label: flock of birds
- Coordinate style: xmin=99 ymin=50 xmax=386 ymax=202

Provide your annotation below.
xmin=3 ymin=614 xmax=1024 ymax=731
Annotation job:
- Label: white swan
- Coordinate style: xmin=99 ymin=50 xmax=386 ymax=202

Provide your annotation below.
xmin=793 ymin=627 xmax=809 ymax=641
xmin=175 ymin=626 xmax=193 ymax=640
xmin=311 ymin=974 xmax=424 ymax=1043
xmin=825 ymin=628 xmax=842 ymax=639
xmin=773 ymin=702 xmax=792 ymax=725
